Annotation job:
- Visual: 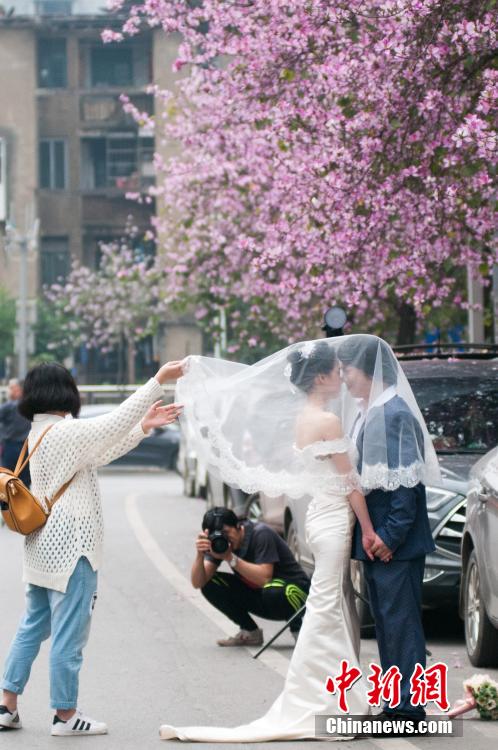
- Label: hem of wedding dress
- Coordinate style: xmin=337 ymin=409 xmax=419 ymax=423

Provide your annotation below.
xmin=159 ymin=725 xmax=356 ymax=742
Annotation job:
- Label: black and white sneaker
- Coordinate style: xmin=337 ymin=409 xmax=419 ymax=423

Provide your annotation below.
xmin=0 ymin=705 xmax=22 ymax=730
xmin=51 ymin=710 xmax=107 ymax=736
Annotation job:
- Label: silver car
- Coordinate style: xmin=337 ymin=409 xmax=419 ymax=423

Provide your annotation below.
xmin=460 ymin=447 xmax=498 ymax=666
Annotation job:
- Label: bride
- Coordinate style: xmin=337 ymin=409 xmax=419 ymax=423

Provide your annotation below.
xmin=160 ymin=335 xmax=436 ymax=742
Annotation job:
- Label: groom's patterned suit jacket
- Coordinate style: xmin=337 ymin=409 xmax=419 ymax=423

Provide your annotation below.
xmin=351 ymin=395 xmax=436 ymax=561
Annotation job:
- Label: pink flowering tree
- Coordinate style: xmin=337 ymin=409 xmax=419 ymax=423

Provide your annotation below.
xmin=46 ymin=231 xmax=168 ymax=382
xmin=108 ymin=0 xmax=497 ymax=348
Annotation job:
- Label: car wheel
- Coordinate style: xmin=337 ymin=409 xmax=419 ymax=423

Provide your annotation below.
xmin=244 ymin=493 xmax=262 ymax=523
xmin=464 ymin=550 xmax=498 ymax=667
xmin=350 ymin=561 xmax=375 ymax=636
xmin=286 ymin=519 xmax=301 ymax=565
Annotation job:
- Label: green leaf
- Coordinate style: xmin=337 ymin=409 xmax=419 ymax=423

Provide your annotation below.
xmin=338 ymin=96 xmax=351 ymax=107
xmin=280 ymin=68 xmax=296 ymax=82
xmin=254 ymin=117 xmax=272 ymax=130
xmin=462 ymin=162 xmax=482 ymax=177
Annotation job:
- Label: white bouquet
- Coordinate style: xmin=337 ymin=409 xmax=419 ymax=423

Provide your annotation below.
xmin=449 ymin=674 xmax=498 ymax=720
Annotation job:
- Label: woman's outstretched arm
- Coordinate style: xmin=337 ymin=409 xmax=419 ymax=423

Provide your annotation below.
xmin=38 ymin=361 xmax=185 ymax=484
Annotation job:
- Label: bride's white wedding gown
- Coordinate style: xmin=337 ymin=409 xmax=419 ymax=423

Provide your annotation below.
xmin=160 ymin=438 xmax=370 ymax=742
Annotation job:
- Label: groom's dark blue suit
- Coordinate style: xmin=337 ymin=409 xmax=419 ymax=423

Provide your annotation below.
xmin=351 ymin=395 xmax=435 ymax=717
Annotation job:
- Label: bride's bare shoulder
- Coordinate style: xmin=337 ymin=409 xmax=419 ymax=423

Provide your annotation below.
xmin=296 ymin=408 xmax=344 ymax=444
xmin=320 ymin=412 xmax=343 ymax=440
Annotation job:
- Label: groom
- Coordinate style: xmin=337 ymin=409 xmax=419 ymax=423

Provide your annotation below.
xmin=338 ymin=336 xmax=435 ymax=723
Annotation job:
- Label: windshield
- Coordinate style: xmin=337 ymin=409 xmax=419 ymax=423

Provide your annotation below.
xmin=409 ymin=377 xmax=498 ymax=454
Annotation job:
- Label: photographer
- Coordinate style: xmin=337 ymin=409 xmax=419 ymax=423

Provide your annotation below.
xmin=191 ymin=507 xmax=310 ymax=647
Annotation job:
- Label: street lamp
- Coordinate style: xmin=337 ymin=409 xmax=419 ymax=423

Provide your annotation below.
xmin=5 ymin=216 xmax=39 ymax=378
xmin=322 ymin=306 xmax=347 ymax=338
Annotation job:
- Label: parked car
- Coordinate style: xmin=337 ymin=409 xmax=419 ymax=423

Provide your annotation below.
xmin=80 ymin=404 xmax=180 ymax=469
xmin=460 ymin=446 xmax=498 ymax=666
xmin=178 ymin=421 xmax=208 ymax=498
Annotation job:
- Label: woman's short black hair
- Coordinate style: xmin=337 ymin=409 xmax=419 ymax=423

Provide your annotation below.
xmin=19 ymin=362 xmax=81 ymax=421
xmin=287 ymin=341 xmax=337 ymax=394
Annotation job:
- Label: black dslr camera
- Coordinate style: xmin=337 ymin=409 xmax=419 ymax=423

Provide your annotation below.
xmin=208 ymin=509 xmax=230 ymax=555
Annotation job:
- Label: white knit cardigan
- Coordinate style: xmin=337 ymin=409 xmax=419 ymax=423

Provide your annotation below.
xmin=23 ymin=377 xmax=164 ymax=593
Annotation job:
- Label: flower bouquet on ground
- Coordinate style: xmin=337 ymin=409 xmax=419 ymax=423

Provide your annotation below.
xmin=448 ymin=675 xmax=498 ymax=720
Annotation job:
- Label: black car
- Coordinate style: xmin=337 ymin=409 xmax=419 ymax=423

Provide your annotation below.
xmin=402 ymin=355 xmax=498 ymax=608
xmin=80 ymin=404 xmax=180 ymax=469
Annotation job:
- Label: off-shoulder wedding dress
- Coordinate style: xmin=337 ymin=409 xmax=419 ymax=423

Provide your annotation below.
xmin=160 ymin=437 xmax=370 ymax=742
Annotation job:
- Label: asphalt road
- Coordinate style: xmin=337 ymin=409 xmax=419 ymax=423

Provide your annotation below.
xmin=1 ymin=469 xmax=497 ymax=750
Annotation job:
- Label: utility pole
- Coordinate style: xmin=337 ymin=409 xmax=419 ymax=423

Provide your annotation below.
xmin=494 ymin=264 xmax=498 ymax=345
xmin=6 ymin=215 xmax=38 ymax=378
xmin=214 ymin=306 xmax=227 ymax=358
xmin=17 ymin=236 xmax=29 ymax=378
xmin=466 ymin=266 xmax=485 ymax=343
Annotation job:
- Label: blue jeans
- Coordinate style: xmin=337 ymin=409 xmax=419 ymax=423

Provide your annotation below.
xmin=1 ymin=557 xmax=97 ymax=709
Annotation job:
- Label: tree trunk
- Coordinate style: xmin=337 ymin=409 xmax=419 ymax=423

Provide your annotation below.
xmin=126 ymin=335 xmax=136 ymax=384
xmin=117 ymin=334 xmax=124 ymax=386
xmin=396 ymin=302 xmax=416 ymax=345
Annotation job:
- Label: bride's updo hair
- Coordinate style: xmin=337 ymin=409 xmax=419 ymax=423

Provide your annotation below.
xmin=287 ymin=341 xmax=337 ymax=393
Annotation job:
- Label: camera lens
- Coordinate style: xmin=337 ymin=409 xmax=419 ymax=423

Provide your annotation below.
xmin=210 ymin=531 xmax=229 ymax=555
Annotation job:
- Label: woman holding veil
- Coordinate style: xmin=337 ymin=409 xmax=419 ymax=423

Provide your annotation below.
xmin=160 ymin=335 xmax=440 ymax=742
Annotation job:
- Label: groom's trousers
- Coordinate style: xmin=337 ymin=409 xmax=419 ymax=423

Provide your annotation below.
xmin=363 ymin=556 xmax=426 ymax=718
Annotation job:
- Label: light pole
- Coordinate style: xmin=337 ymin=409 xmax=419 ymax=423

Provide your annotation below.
xmin=6 ymin=217 xmax=39 ymax=379
xmin=214 ymin=306 xmax=227 ymax=358
xmin=17 ymin=236 xmax=28 ymax=378
xmin=466 ymin=266 xmax=485 ymax=343
xmin=322 ymin=306 xmax=347 ymax=338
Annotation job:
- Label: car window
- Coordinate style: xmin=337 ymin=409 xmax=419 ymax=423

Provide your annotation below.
xmin=409 ymin=377 xmax=498 ymax=454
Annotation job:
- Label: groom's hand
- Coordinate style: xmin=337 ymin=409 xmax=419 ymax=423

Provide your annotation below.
xmin=370 ymin=533 xmax=393 ymax=562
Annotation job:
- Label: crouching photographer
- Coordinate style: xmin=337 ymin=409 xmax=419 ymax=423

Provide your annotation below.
xmin=191 ymin=507 xmax=310 ymax=647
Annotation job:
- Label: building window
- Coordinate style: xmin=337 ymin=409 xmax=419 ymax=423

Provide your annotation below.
xmin=81 ymin=135 xmax=154 ymax=190
xmin=37 ymin=38 xmax=67 ymax=88
xmin=39 ymin=139 xmax=67 ymax=189
xmin=35 ymin=1 xmax=73 ymax=15
xmin=91 ymin=47 xmax=133 ymax=88
xmin=40 ymin=237 xmax=70 ymax=286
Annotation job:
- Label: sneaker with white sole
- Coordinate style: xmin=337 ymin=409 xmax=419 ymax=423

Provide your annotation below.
xmin=217 ymin=627 xmax=263 ymax=647
xmin=51 ymin=710 xmax=108 ymax=736
xmin=0 ymin=705 xmax=22 ymax=730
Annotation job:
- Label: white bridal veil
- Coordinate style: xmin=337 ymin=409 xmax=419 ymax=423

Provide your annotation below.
xmin=176 ymin=334 xmax=441 ymax=499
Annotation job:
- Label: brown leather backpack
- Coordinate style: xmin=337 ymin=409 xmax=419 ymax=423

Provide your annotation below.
xmin=0 ymin=425 xmax=74 ymax=536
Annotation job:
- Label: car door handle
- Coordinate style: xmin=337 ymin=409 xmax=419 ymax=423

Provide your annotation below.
xmin=478 ymin=486 xmax=491 ymax=503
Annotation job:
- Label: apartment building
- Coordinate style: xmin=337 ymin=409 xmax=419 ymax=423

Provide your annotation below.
xmin=0 ymin=0 xmax=201 ymax=380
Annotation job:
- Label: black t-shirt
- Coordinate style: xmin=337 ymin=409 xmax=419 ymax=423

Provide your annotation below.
xmin=205 ymin=521 xmax=310 ymax=590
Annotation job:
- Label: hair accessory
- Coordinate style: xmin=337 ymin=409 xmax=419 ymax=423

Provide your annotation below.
xmin=299 ymin=341 xmax=316 ymax=359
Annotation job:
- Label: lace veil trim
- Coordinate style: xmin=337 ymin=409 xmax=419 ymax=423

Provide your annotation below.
xmin=361 ymin=461 xmax=429 ymax=491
